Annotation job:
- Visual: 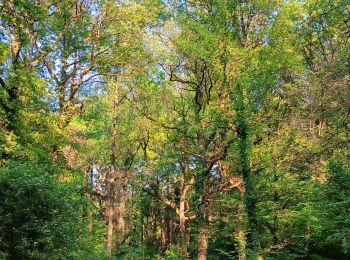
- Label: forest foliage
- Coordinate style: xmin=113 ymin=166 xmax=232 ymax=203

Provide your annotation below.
xmin=0 ymin=0 xmax=349 ymax=259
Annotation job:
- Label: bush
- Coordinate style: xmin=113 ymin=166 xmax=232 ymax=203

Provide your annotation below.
xmin=0 ymin=162 xmax=102 ymax=259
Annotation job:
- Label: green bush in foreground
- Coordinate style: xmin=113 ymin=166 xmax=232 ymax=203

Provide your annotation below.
xmin=0 ymin=162 xmax=104 ymax=260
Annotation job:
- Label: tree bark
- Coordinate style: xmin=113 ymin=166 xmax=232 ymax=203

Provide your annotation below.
xmin=160 ymin=202 xmax=168 ymax=253
xmin=197 ymin=192 xmax=209 ymax=260
xmin=107 ymin=83 xmax=119 ymax=258
xmin=198 ymin=222 xmax=208 ymax=260
xmin=178 ymin=138 xmax=193 ymax=259
xmin=115 ymin=170 xmax=128 ymax=246
xmin=107 ymin=181 xmax=115 ymax=257
xmin=179 ymin=194 xmax=188 ymax=259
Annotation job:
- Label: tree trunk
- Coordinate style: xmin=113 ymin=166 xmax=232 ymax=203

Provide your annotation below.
xmin=179 ymin=195 xmax=188 ymax=259
xmin=235 ymin=86 xmax=260 ymax=256
xmin=242 ymin=165 xmax=260 ymax=253
xmin=198 ymin=227 xmax=208 ymax=260
xmin=152 ymin=203 xmax=158 ymax=246
xmin=194 ymin=140 xmax=210 ymax=260
xmin=160 ymin=203 xmax=168 ymax=253
xmin=107 ymin=83 xmax=119 ymax=258
xmin=197 ymin=214 xmax=208 ymax=260
xmin=115 ymin=170 xmax=128 ymax=246
xmin=169 ymin=218 xmax=175 ymax=244
xmin=107 ymin=183 xmax=115 ymax=257
xmin=197 ymin=179 xmax=209 ymax=260
xmin=179 ymin=140 xmax=191 ymax=259
xmin=236 ymin=192 xmax=247 ymax=260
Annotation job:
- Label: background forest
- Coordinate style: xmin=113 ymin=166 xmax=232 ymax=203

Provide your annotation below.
xmin=0 ymin=0 xmax=349 ymax=259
